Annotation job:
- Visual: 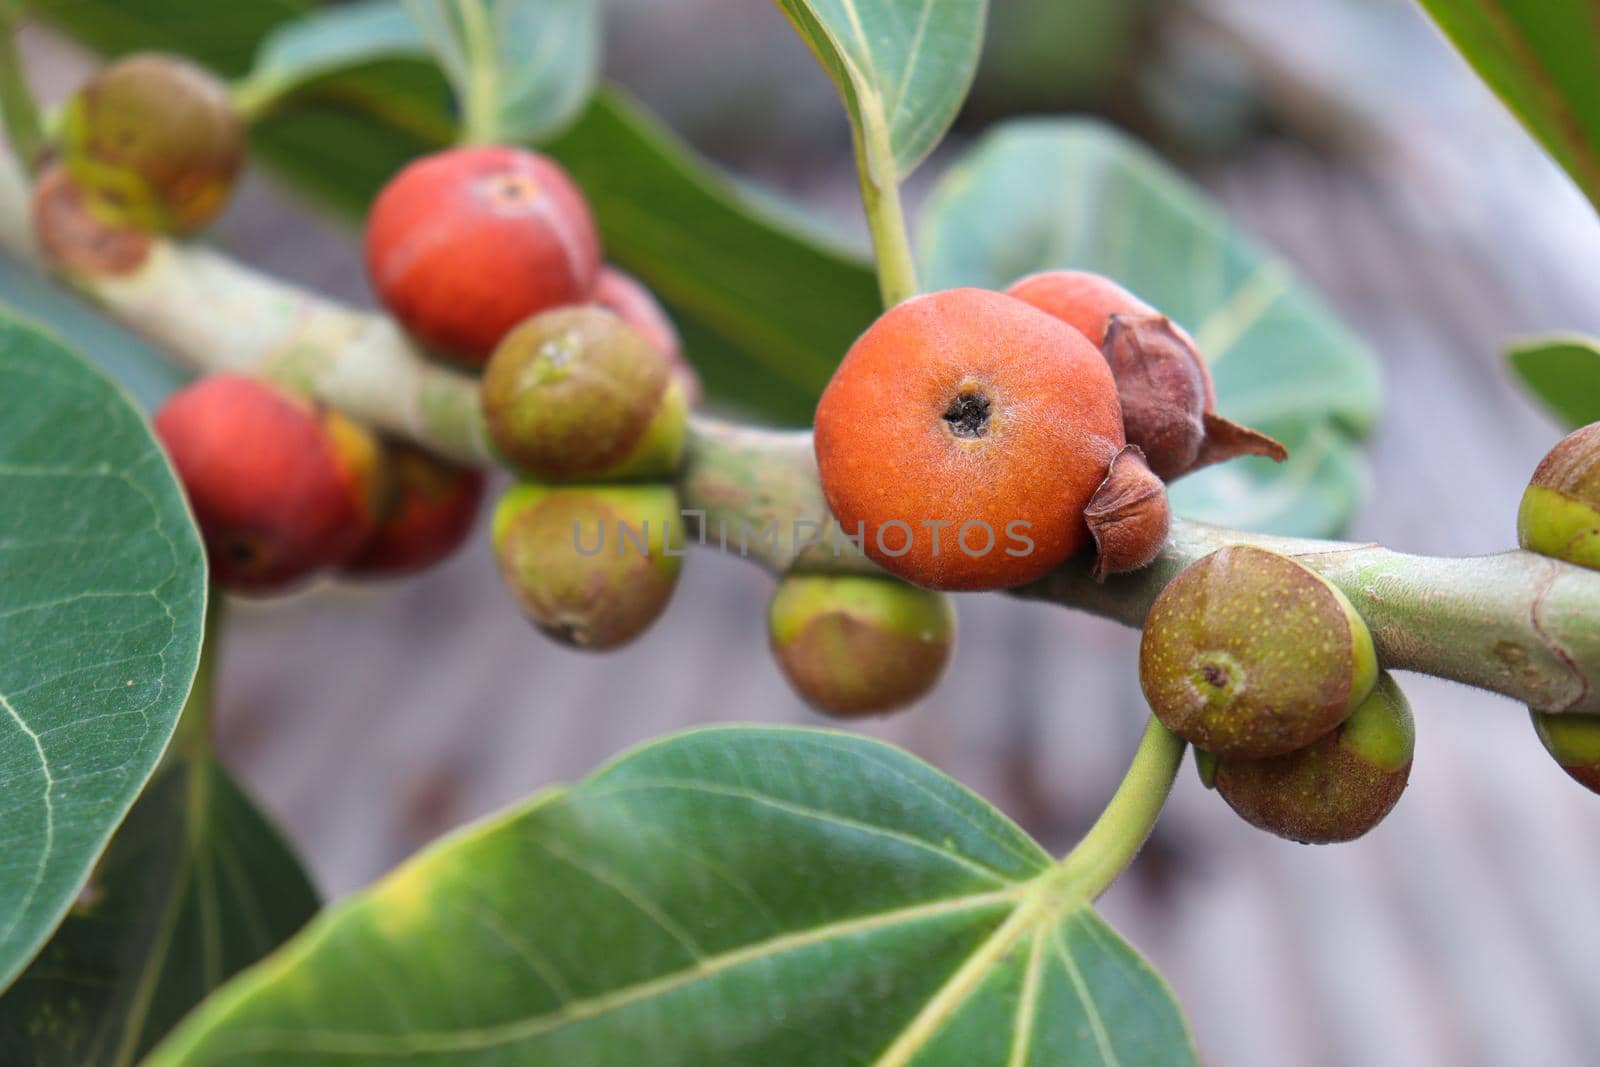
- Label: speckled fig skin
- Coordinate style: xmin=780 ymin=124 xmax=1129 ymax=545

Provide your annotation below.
xmin=30 ymin=164 xmax=151 ymax=277
xmin=1531 ymin=710 xmax=1600 ymax=794
xmin=768 ymin=574 xmax=956 ymax=717
xmin=1214 ymin=672 xmax=1415 ymax=844
xmin=365 ymin=146 xmax=600 ymax=364
xmin=1007 ymin=270 xmax=1285 ymax=481
xmin=592 ymin=266 xmax=701 ymax=403
xmin=344 ymin=441 xmax=485 ymax=578
xmin=492 ymin=484 xmax=683 ymax=650
xmin=1518 ymin=422 xmax=1600 ymax=572
xmin=155 ymin=376 xmax=383 ymax=593
xmin=482 ymin=307 xmax=688 ymax=481
xmin=814 ymin=288 xmax=1128 ymax=591
xmin=61 ymin=53 xmax=244 ymax=235
xmin=1140 ymin=545 xmax=1379 ymax=758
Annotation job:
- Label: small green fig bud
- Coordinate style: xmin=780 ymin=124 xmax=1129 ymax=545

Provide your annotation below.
xmin=60 ymin=53 xmax=245 ymax=235
xmin=1518 ymin=422 xmax=1600 ymax=571
xmin=768 ymin=574 xmax=956 ymax=717
xmin=481 ymin=307 xmax=688 ymax=482
xmin=1212 ymin=672 xmax=1415 ymax=844
xmin=492 ymin=483 xmax=684 ymax=650
xmin=1140 ymin=545 xmax=1378 ymax=758
xmin=1530 ymin=710 xmax=1600 ymax=794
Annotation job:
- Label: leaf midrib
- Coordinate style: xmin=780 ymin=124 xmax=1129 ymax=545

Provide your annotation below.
xmin=164 ymin=887 xmax=1024 ymax=1059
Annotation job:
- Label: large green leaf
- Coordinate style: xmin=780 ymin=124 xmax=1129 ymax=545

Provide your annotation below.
xmin=401 ymin=0 xmax=598 ymax=142
xmin=775 ymin=0 xmax=987 ymax=181
xmin=0 ymin=755 xmax=318 ymax=1065
xmin=148 ymin=728 xmax=1198 ymax=1065
xmin=1508 ymin=335 xmax=1600 ymax=429
xmin=34 ymin=0 xmax=882 ymax=426
xmin=1418 ymin=0 xmax=1600 ymax=212
xmin=919 ymin=118 xmax=1383 ymax=537
xmin=0 ymin=311 xmax=207 ymax=989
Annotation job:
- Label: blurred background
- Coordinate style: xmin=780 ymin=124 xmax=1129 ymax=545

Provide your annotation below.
xmin=11 ymin=1 xmax=1600 ymax=1064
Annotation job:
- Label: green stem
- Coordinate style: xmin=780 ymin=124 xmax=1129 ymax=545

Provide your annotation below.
xmin=2 ymin=134 xmax=1597 ymax=716
xmin=0 ymin=6 xmax=45 ymax=176
xmin=1050 ymin=718 xmax=1186 ymax=901
xmin=853 ymin=121 xmax=918 ymax=307
xmin=457 ymin=0 xmax=499 ymax=145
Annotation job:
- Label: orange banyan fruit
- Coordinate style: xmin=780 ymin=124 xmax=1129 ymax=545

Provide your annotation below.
xmin=814 ymin=287 xmax=1133 ymax=591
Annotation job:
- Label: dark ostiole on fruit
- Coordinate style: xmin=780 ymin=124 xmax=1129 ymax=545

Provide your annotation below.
xmin=1084 ymin=446 xmax=1170 ymax=580
xmin=1102 ymin=314 xmax=1286 ymax=481
xmin=943 ymin=391 xmax=991 ymax=439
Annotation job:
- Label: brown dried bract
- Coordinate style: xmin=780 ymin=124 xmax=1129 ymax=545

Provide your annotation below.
xmin=30 ymin=165 xmax=151 ymax=277
xmin=1085 ymin=445 xmax=1170 ymax=580
xmin=1102 ymin=313 xmax=1286 ymax=481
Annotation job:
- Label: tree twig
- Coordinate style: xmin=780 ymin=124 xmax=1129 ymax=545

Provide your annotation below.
xmin=1 ymin=142 xmax=1595 ymax=715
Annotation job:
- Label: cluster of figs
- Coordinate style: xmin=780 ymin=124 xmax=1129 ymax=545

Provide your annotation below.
xmin=31 ymin=52 xmax=1600 ymax=847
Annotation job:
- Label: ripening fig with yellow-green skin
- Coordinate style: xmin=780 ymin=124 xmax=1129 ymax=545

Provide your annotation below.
xmin=1531 ymin=710 xmax=1600 ymax=794
xmin=60 ymin=53 xmax=245 ymax=235
xmin=1518 ymin=422 xmax=1600 ymax=572
xmin=492 ymin=484 xmax=684 ymax=650
xmin=481 ymin=307 xmax=688 ymax=482
xmin=768 ymin=575 xmax=956 ymax=717
xmin=1140 ymin=545 xmax=1378 ymax=758
xmin=1213 ymin=672 xmax=1415 ymax=844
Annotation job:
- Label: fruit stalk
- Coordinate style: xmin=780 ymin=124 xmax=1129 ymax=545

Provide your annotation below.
xmin=1050 ymin=717 xmax=1185 ymax=900
xmin=2 ymin=143 xmax=1597 ymax=712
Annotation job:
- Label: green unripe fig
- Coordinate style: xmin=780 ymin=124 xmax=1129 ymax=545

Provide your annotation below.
xmin=492 ymin=483 xmax=684 ymax=650
xmin=1140 ymin=545 xmax=1378 ymax=758
xmin=60 ymin=53 xmax=245 ymax=235
xmin=481 ymin=307 xmax=688 ymax=482
xmin=768 ymin=574 xmax=956 ymax=717
xmin=1531 ymin=710 xmax=1600 ymax=794
xmin=1212 ymin=672 xmax=1415 ymax=844
xmin=1518 ymin=422 xmax=1600 ymax=571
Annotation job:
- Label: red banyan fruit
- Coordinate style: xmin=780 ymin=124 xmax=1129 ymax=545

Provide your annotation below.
xmin=1007 ymin=269 xmax=1285 ymax=481
xmin=154 ymin=375 xmax=384 ymax=594
xmin=814 ymin=287 xmax=1169 ymax=591
xmin=365 ymin=146 xmax=601 ymax=365
xmin=343 ymin=440 xmax=486 ymax=578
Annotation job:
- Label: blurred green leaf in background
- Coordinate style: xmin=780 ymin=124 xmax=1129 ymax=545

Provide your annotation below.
xmin=1509 ymin=336 xmax=1600 ymax=430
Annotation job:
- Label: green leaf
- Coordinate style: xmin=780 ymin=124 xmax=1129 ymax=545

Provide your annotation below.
xmin=33 ymin=0 xmax=881 ymax=425
xmin=1508 ymin=335 xmax=1600 ymax=429
xmin=233 ymin=0 xmax=429 ymax=114
xmin=775 ymin=0 xmax=987 ymax=180
xmin=0 ymin=310 xmax=207 ymax=989
xmin=148 ymin=728 xmax=1198 ymax=1066
xmin=0 ymin=756 xmax=318 ymax=1065
xmin=1418 ymin=0 xmax=1600 ymax=212
xmin=919 ymin=118 xmax=1383 ymax=537
xmin=402 ymin=0 xmax=598 ymax=143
